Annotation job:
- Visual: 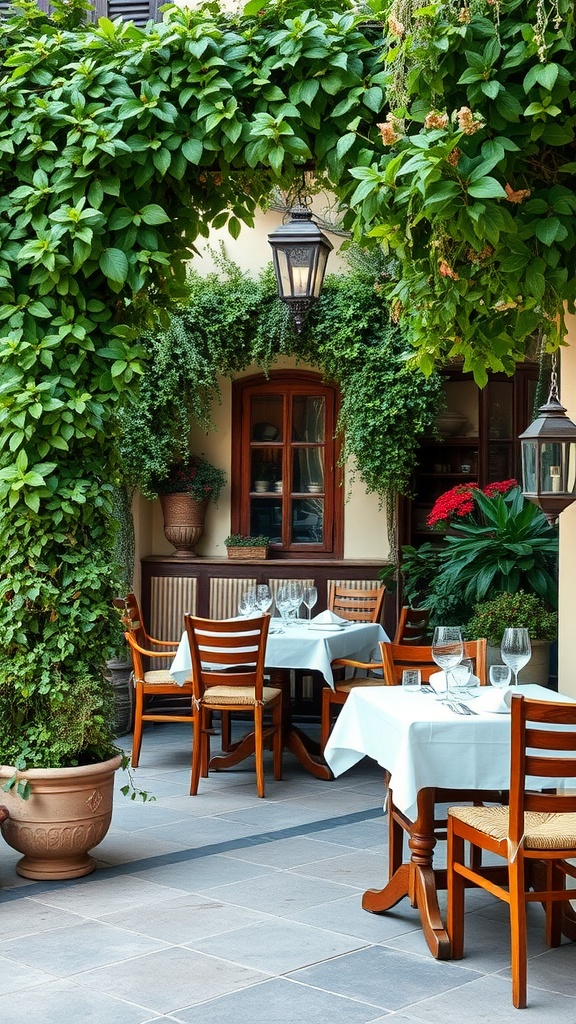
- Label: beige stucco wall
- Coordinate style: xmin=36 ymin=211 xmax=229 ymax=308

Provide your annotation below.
xmin=131 ymin=204 xmax=391 ymax=592
xmin=557 ymin=310 xmax=576 ymax=698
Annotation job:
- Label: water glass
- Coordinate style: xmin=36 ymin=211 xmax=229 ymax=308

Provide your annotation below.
xmin=490 ymin=664 xmax=512 ymax=689
xmin=501 ymin=628 xmax=531 ymax=686
xmin=275 ymin=586 xmax=292 ymax=626
xmin=402 ymin=669 xmax=421 ymax=690
xmin=451 ymin=658 xmax=473 ymax=693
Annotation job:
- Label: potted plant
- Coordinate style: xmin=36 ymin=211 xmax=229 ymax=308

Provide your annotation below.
xmin=224 ymin=533 xmax=270 ymax=560
xmin=466 ymin=591 xmax=558 ymax=686
xmin=152 ymin=456 xmax=226 ymax=558
xmin=388 ymin=481 xmax=558 ymax=628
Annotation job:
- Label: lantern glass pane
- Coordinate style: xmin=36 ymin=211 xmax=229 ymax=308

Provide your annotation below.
xmin=275 ymin=246 xmax=316 ymax=298
xmin=522 ymin=440 xmax=537 ymax=494
xmin=566 ymin=442 xmax=576 ymax=494
xmin=539 ymin=441 xmax=562 ymax=492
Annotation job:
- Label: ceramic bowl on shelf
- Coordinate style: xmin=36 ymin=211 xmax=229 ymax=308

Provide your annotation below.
xmin=434 ymin=412 xmax=468 ymax=437
xmin=254 ymin=480 xmax=269 ymax=493
xmin=307 ymin=483 xmax=322 ymax=493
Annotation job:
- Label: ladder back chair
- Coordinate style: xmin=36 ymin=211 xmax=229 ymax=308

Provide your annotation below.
xmin=379 ymin=638 xmax=498 ymax=887
xmin=184 ymin=613 xmax=282 ymax=798
xmin=393 ymin=606 xmax=431 ymax=645
xmin=320 ymin=584 xmax=386 ymax=752
xmin=448 ymin=694 xmax=576 ymax=1009
xmin=328 ymin=583 xmax=385 ymax=623
xmin=124 ymin=630 xmax=193 ymax=768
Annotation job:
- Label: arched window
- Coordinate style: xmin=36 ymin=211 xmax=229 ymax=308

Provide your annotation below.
xmin=231 ymin=372 xmax=343 ymax=558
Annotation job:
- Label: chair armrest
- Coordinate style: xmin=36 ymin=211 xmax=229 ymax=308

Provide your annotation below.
xmin=331 ymin=657 xmax=382 ymax=671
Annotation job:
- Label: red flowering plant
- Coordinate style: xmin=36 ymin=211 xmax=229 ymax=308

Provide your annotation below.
xmin=394 ymin=480 xmax=558 ymax=628
xmin=427 ymin=479 xmax=517 ymax=530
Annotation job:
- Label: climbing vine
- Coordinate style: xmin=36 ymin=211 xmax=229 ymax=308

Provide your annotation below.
xmin=119 ymin=251 xmax=443 ymax=501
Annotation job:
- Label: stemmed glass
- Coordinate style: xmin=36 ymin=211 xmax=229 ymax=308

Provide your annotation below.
xmin=431 ymin=626 xmax=463 ymax=698
xmin=288 ymin=581 xmax=304 ymax=622
xmin=302 ymin=586 xmax=318 ymax=621
xmin=501 ymin=628 xmax=531 ymax=687
xmin=238 ymin=588 xmax=256 ymax=617
xmin=275 ymin=586 xmax=292 ymax=627
xmin=254 ymin=584 xmax=273 ymax=614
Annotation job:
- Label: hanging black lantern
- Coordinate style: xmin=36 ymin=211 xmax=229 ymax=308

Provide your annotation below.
xmin=519 ymin=359 xmax=576 ymax=524
xmin=268 ymin=203 xmax=333 ymax=332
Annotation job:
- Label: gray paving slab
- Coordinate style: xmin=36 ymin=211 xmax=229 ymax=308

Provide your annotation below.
xmin=1 ymin=730 xmax=574 ymax=1024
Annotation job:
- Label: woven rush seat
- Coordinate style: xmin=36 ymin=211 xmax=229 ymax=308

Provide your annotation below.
xmin=203 ymin=685 xmax=282 ymax=706
xmin=143 ymin=669 xmax=176 ymax=684
xmin=449 ymin=804 xmax=576 ymax=851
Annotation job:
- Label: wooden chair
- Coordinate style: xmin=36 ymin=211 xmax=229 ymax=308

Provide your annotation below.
xmin=115 ymin=592 xmax=180 ymax=651
xmin=447 ymin=695 xmax=576 ymax=1008
xmin=379 ymin=638 xmax=492 ymax=883
xmin=124 ymin=631 xmax=193 ymax=768
xmin=381 ymin=639 xmax=487 ymax=686
xmin=328 ymin=583 xmax=385 ymax=623
xmin=320 ymin=584 xmax=386 ymax=751
xmin=184 ymin=613 xmax=282 ymax=798
xmin=393 ymin=606 xmax=431 ymax=645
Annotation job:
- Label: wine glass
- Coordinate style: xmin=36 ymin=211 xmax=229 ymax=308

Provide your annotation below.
xmin=288 ymin=581 xmax=304 ymax=623
xmin=302 ymin=586 xmax=318 ymax=621
xmin=431 ymin=626 xmax=463 ymax=698
xmin=501 ymin=628 xmax=531 ymax=687
xmin=238 ymin=588 xmax=256 ymax=617
xmin=254 ymin=584 xmax=273 ymax=614
xmin=275 ymin=586 xmax=292 ymax=626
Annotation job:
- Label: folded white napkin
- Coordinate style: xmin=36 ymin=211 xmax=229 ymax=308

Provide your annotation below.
xmin=473 ymin=687 xmax=514 ymax=714
xmin=312 ymin=609 xmax=349 ymax=625
xmin=429 ymin=670 xmax=481 ymax=692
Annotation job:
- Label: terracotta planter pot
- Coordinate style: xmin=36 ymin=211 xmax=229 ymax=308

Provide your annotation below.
xmin=0 ymin=754 xmax=122 ymax=880
xmin=160 ymin=494 xmax=208 ymax=558
xmin=487 ymin=640 xmax=551 ymax=687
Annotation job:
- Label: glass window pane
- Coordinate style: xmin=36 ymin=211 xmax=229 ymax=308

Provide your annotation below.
xmin=291 ymin=497 xmax=323 ymax=545
xmin=251 ymin=397 xmax=283 ymax=442
xmin=250 ymin=498 xmax=282 ymax=543
xmin=292 ymin=396 xmax=325 ymax=442
xmin=251 ymin=448 xmax=281 ymax=492
xmin=292 ymin=448 xmax=324 ymax=493
xmin=488 ymin=382 xmax=513 ymax=439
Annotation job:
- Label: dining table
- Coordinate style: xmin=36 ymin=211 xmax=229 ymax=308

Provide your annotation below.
xmin=324 ymin=682 xmax=576 ymax=958
xmin=170 ymin=616 xmax=388 ymax=781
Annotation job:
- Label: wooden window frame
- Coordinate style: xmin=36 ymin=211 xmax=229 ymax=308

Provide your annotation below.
xmin=231 ymin=371 xmax=344 ymax=559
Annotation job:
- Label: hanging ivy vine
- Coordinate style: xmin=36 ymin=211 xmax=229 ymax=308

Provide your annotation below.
xmin=119 ymin=251 xmax=443 ymax=501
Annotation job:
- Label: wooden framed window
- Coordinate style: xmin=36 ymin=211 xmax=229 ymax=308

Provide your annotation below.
xmin=231 ymin=372 xmax=343 ymax=558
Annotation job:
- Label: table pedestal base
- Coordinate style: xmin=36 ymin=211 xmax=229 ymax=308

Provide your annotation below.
xmin=208 ymin=671 xmax=331 ymax=781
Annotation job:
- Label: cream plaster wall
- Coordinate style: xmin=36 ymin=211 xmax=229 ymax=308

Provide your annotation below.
xmin=557 ymin=310 xmax=576 ymax=698
xmin=131 ymin=205 xmax=391 ymax=588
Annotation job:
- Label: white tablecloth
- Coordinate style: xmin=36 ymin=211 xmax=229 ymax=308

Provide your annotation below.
xmin=169 ymin=619 xmax=388 ymax=688
xmin=324 ymin=684 xmax=573 ymax=820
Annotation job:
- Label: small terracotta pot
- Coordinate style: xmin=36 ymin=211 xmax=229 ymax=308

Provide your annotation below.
xmin=0 ymin=755 xmax=122 ymax=880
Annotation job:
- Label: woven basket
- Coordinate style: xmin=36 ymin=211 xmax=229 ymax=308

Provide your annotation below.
xmin=226 ymin=546 xmax=269 ymax=560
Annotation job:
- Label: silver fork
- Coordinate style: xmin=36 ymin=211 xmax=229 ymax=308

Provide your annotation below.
xmin=445 ymin=699 xmax=477 ymax=716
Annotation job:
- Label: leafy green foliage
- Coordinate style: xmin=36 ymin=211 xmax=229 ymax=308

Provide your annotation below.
xmin=121 ymin=251 xmax=442 ymax=501
xmin=394 ymin=485 xmax=558 ymax=628
xmin=466 ymin=590 xmax=557 ymax=646
xmin=344 ymin=0 xmax=576 ymax=380
xmin=225 ymin=533 xmax=270 ymax=546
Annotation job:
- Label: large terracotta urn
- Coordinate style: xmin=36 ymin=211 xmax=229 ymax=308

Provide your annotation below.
xmin=160 ymin=494 xmax=208 ymax=557
xmin=0 ymin=754 xmax=122 ymax=880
